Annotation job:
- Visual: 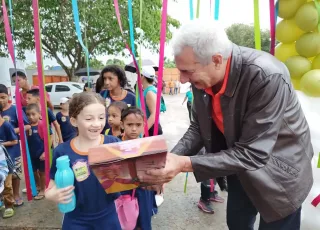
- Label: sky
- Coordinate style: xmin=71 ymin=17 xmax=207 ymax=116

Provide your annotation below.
xmin=25 ymin=0 xmax=272 ymax=67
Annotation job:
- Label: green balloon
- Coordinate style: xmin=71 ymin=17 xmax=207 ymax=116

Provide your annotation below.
xmin=296 ymin=32 xmax=320 ymax=57
xmin=285 ymin=56 xmax=312 ymax=79
xmin=295 ymin=2 xmax=318 ymax=32
xmin=300 ymin=70 xmax=320 ymax=97
xmin=279 ymin=0 xmax=307 ymax=19
xmin=312 ymin=54 xmax=320 ymax=69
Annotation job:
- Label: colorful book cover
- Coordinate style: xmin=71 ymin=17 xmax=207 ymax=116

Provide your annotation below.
xmin=88 ymin=135 xmax=167 ymax=194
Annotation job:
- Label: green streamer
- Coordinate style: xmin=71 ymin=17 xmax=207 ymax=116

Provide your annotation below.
xmin=317 ymin=152 xmax=320 ymax=168
xmin=253 ymin=0 xmax=261 ymax=50
xmin=196 ymin=0 xmax=200 ymax=18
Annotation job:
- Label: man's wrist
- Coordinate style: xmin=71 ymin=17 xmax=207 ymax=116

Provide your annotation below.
xmin=179 ymin=156 xmax=193 ymax=173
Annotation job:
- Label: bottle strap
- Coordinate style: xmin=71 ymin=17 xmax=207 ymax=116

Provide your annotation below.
xmin=131 ymin=189 xmax=136 ymax=200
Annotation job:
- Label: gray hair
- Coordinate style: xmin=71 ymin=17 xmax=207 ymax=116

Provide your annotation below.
xmin=171 ymin=20 xmax=232 ymax=64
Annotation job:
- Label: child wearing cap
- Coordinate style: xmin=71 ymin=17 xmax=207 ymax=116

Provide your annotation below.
xmin=56 ymin=97 xmax=77 ymax=142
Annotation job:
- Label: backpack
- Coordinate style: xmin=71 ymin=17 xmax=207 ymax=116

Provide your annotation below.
xmin=115 ymin=189 xmax=139 ymax=230
xmin=160 ymin=96 xmax=166 ymax=113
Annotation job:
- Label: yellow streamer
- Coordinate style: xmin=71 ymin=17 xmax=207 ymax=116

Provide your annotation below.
xmin=253 ymin=0 xmax=261 ymax=50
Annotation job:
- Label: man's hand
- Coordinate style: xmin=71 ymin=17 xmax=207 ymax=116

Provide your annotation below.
xmin=138 ymin=153 xmax=192 ymax=185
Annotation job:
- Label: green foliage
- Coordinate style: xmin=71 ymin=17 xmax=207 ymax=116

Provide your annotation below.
xmin=89 ymin=59 xmax=104 ymax=69
xmin=106 ymin=58 xmax=126 ymax=67
xmin=0 ymin=0 xmax=180 ymax=79
xmin=226 ymin=23 xmax=271 ymax=53
xmin=26 ymin=62 xmax=37 ymax=70
xmin=164 ymin=57 xmax=176 ymax=68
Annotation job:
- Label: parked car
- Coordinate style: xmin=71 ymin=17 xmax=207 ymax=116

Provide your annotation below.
xmin=45 ymin=82 xmax=84 ymax=106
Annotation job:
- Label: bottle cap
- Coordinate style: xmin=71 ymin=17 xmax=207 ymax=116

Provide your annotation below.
xmin=56 ymin=155 xmax=70 ymax=169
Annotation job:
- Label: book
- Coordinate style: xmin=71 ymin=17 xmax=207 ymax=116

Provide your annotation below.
xmin=88 ymin=135 xmax=167 ymax=194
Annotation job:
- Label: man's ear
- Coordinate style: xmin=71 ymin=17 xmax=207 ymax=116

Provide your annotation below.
xmin=70 ymin=117 xmax=77 ymax=127
xmin=212 ymin=54 xmax=223 ymax=69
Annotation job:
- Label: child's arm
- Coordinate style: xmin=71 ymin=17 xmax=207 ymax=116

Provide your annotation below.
xmin=182 ymin=96 xmax=187 ymax=105
xmin=146 ymin=91 xmax=157 ymax=131
xmin=52 ymin=121 xmax=63 ymax=144
xmin=0 ymin=147 xmax=8 ymax=193
xmin=2 ymin=140 xmax=18 ymax=147
xmin=45 ymin=179 xmax=74 ymax=203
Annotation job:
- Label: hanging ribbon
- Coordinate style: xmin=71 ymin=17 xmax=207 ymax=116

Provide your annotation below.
xmin=2 ymin=0 xmax=36 ymax=200
xmin=196 ymin=0 xmax=200 ymax=18
xmin=128 ymin=0 xmax=136 ymax=56
xmin=253 ymin=0 xmax=261 ymax=50
xmin=317 ymin=152 xmax=320 ymax=168
xmin=32 ymin=0 xmax=51 ymax=187
xmin=71 ymin=0 xmax=90 ymax=85
xmin=189 ymin=0 xmax=194 ymax=20
xmin=311 ymin=194 xmax=320 ymax=207
xmin=314 ymin=0 xmax=320 ymax=32
xmin=269 ymin=0 xmax=275 ymax=55
xmin=153 ymin=0 xmax=168 ymax=136
xmin=135 ymin=0 xmax=144 ymax=108
xmin=113 ymin=0 xmax=149 ymax=137
xmin=214 ymin=0 xmax=220 ymax=20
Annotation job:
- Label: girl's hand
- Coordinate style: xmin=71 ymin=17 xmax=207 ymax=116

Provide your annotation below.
xmin=45 ymin=184 xmax=75 ymax=204
xmin=39 ymin=153 xmax=45 ymax=161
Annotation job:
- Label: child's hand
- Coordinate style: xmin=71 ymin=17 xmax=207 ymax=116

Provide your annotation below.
xmin=45 ymin=184 xmax=75 ymax=204
xmin=39 ymin=153 xmax=45 ymax=161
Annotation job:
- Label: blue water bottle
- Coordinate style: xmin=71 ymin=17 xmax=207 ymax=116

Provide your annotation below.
xmin=55 ymin=155 xmax=76 ymax=213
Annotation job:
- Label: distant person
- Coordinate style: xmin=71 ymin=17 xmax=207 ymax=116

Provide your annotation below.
xmin=11 ymin=71 xmax=54 ymax=111
xmin=83 ymin=82 xmax=92 ymax=92
xmin=168 ymin=80 xmax=174 ymax=95
xmin=174 ymin=80 xmax=180 ymax=94
xmin=162 ymin=80 xmax=166 ymax=94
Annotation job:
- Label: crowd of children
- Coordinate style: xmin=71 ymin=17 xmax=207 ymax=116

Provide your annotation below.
xmin=0 ymin=66 xmax=226 ymax=229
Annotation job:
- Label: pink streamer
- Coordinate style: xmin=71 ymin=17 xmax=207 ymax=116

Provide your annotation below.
xmin=153 ymin=0 xmax=168 ymax=136
xmin=113 ymin=0 xmax=149 ymax=137
xmin=269 ymin=0 xmax=275 ymax=55
xmin=1 ymin=0 xmax=33 ymax=201
xmin=32 ymin=0 xmax=51 ymax=186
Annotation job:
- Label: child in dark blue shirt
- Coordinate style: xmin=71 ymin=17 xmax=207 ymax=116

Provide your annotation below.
xmin=120 ymin=106 xmax=157 ymax=230
xmin=26 ymin=88 xmax=63 ymax=144
xmin=0 ymin=104 xmax=20 ymax=218
xmin=45 ymin=92 xmax=121 ymax=230
xmin=98 ymin=65 xmax=136 ymax=133
xmin=25 ymin=104 xmax=52 ymax=201
xmin=105 ymin=101 xmax=128 ymax=138
xmin=0 ymin=84 xmax=30 ymax=206
xmin=56 ymin=97 xmax=77 ymax=142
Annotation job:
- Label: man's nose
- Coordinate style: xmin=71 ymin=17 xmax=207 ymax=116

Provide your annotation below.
xmin=180 ymin=74 xmax=189 ymax=84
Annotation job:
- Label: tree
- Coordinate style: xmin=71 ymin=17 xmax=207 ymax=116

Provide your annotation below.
xmin=106 ymin=58 xmax=126 ymax=67
xmin=226 ymin=24 xmax=271 ymax=53
xmin=89 ymin=58 xmax=104 ymax=69
xmin=164 ymin=57 xmax=176 ymax=68
xmin=26 ymin=62 xmax=37 ymax=69
xmin=0 ymin=0 xmax=180 ymax=81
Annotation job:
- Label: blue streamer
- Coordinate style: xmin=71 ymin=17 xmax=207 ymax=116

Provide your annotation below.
xmin=214 ymin=0 xmax=220 ymax=20
xmin=8 ymin=0 xmax=37 ymax=197
xmin=189 ymin=0 xmax=194 ymax=20
xmin=128 ymin=0 xmax=136 ymax=56
xmin=71 ymin=0 xmax=90 ymax=80
xmin=275 ymin=0 xmax=279 ymax=25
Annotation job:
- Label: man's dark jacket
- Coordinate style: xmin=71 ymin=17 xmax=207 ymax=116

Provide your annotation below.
xmin=172 ymin=45 xmax=313 ymax=222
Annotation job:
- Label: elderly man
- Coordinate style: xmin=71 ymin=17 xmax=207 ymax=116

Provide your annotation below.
xmin=140 ymin=20 xmax=313 ymax=229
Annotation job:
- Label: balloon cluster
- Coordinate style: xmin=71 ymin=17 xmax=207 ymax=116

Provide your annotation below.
xmin=275 ymin=0 xmax=320 ymax=97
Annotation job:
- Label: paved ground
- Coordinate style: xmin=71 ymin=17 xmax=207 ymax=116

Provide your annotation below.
xmin=0 ymin=93 xmax=230 ymax=230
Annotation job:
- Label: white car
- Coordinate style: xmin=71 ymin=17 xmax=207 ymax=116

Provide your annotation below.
xmin=45 ymin=82 xmax=84 ymax=106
